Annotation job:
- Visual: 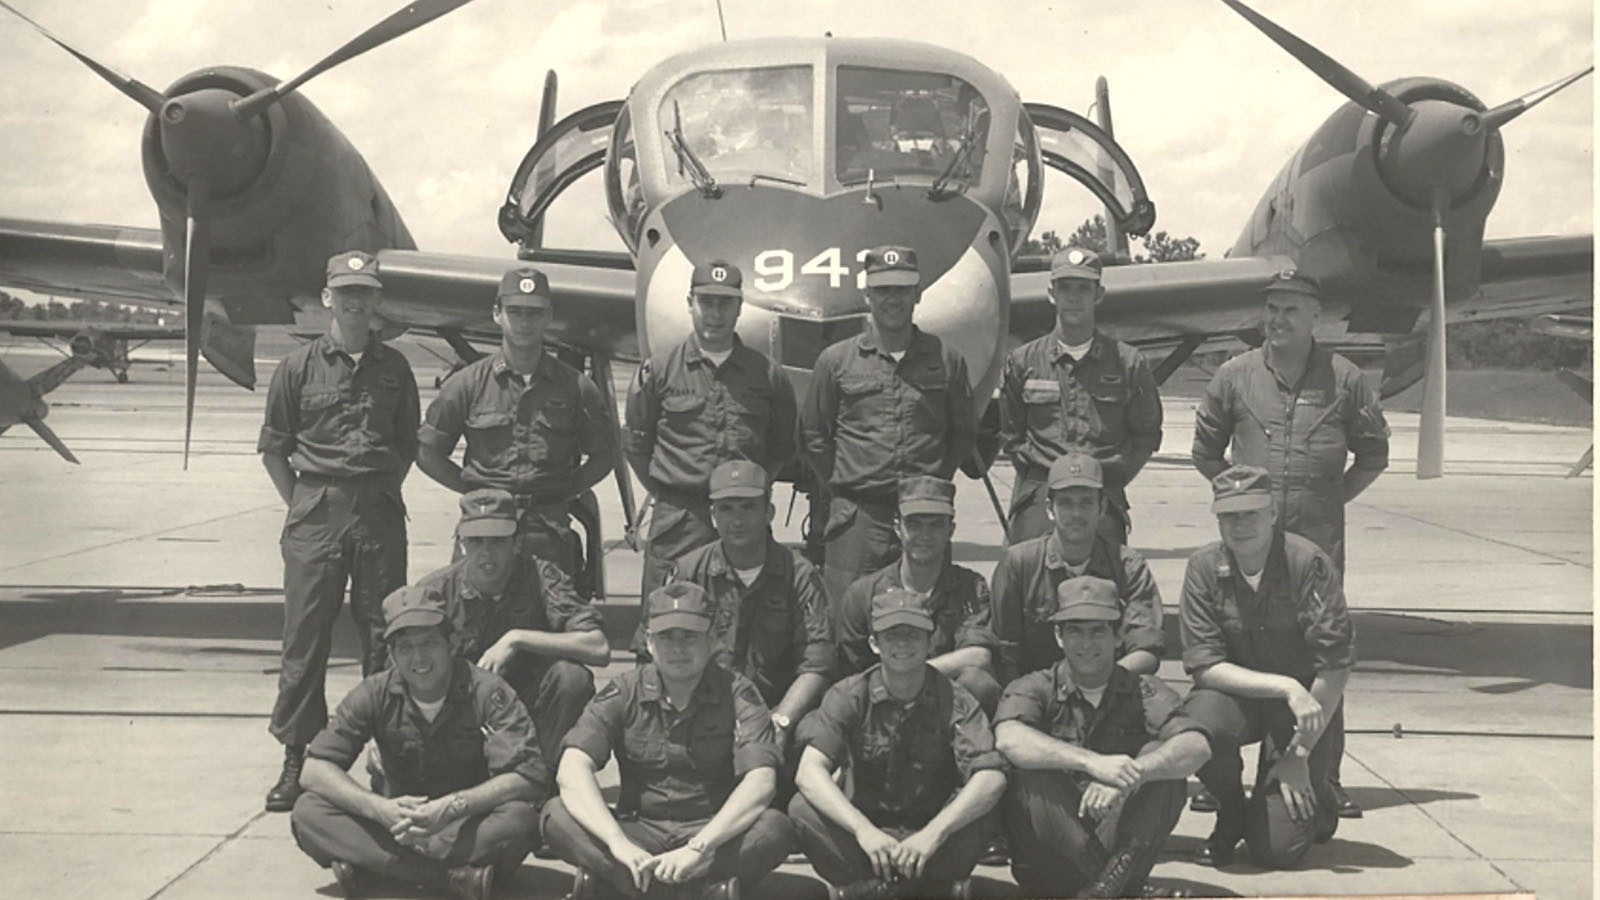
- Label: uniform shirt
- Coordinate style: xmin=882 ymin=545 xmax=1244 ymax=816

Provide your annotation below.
xmin=990 ymin=532 xmax=1163 ymax=684
xmin=1179 ymin=532 xmax=1355 ymax=680
xmin=564 ymin=664 xmax=780 ymax=822
xmin=624 ymin=336 xmax=798 ymax=496
xmin=995 ymin=663 xmax=1207 ymax=773
xmin=836 ymin=560 xmax=999 ymax=676
xmin=419 ymin=350 xmax=614 ymax=501
xmin=633 ymin=536 xmax=835 ymax=707
xmin=415 ymin=555 xmax=602 ymax=662
xmin=306 ymin=658 xmax=546 ymax=800
xmin=801 ymin=327 xmax=976 ymax=499
xmin=257 ymin=333 xmax=419 ymax=479
xmin=999 ymin=330 xmax=1163 ymax=502
xmin=798 ymin=664 xmax=1006 ymax=828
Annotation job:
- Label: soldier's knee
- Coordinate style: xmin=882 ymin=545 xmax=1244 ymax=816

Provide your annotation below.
xmin=954 ymin=667 xmax=1001 ymax=716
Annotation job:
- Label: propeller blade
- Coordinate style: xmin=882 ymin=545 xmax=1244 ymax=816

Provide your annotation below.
xmin=1482 ymin=65 xmax=1595 ymax=129
xmin=1416 ymin=198 xmax=1448 ymax=479
xmin=232 ymin=0 xmax=477 ymax=117
xmin=182 ymin=197 xmax=212 ymax=470
xmin=1215 ymin=0 xmax=1413 ymax=127
xmin=0 ymin=0 xmax=165 ymax=112
xmin=25 ymin=417 xmax=78 ymax=464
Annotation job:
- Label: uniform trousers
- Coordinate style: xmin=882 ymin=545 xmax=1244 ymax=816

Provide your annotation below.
xmin=640 ymin=493 xmax=717 ymax=601
xmin=786 ymin=793 xmax=994 ymax=887
xmin=290 ymin=792 xmax=537 ymax=881
xmin=505 ymin=657 xmax=595 ymax=772
xmin=821 ymin=494 xmax=901 ymax=615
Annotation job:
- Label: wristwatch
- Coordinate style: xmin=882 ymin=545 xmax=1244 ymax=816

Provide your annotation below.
xmin=771 ymin=712 xmax=792 ymax=732
xmin=686 ymin=836 xmax=710 ymax=856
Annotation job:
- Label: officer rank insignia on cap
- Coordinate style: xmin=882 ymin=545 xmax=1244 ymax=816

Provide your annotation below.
xmin=1068 ymin=249 xmax=1086 ymax=265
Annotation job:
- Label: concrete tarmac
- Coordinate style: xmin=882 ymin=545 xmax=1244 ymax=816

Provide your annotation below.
xmin=0 ymin=345 xmax=1591 ymax=899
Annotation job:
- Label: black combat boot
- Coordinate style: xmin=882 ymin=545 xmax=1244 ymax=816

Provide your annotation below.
xmin=264 ymin=744 xmax=305 ymax=812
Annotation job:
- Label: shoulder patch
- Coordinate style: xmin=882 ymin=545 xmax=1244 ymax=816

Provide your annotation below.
xmin=489 ymin=686 xmax=511 ymax=712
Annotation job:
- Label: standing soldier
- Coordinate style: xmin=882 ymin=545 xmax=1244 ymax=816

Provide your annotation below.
xmin=1190 ymin=269 xmax=1388 ymax=818
xmin=801 ymin=245 xmax=976 ymax=606
xmin=418 ymin=266 xmax=616 ymax=577
xmin=259 ymin=250 xmax=419 ymax=813
xmin=625 ymin=260 xmax=798 ymax=599
xmin=999 ymin=247 xmax=1162 ymax=546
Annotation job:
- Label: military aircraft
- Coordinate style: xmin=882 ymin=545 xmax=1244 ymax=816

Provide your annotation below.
xmin=0 ymin=0 xmax=1590 ymax=495
xmin=0 ymin=320 xmax=184 ymax=383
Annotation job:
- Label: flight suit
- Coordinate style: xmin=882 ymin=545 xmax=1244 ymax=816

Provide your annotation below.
xmin=989 ymin=532 xmax=1164 ymax=685
xmin=801 ymin=327 xmax=975 ymax=605
xmin=835 ymin=560 xmax=1002 ymax=713
xmin=626 ymin=335 xmax=798 ymax=599
xmin=290 ymin=659 xmax=545 ymax=878
xmin=420 ymin=350 xmax=615 ymax=576
xmin=1179 ymin=532 xmax=1354 ymax=868
xmin=259 ymin=333 xmax=418 ymax=748
xmin=415 ymin=555 xmax=603 ymax=767
xmin=999 ymin=330 xmax=1163 ymax=545
xmin=541 ymin=664 xmax=794 ymax=898
xmin=997 ymin=663 xmax=1203 ymax=896
xmin=787 ymin=664 xmax=1006 ymax=887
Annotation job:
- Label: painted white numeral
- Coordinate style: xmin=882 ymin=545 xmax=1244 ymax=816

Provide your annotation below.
xmin=752 ymin=249 xmax=794 ymax=292
xmin=855 ymin=248 xmax=871 ymax=290
xmin=800 ymin=247 xmax=850 ymax=289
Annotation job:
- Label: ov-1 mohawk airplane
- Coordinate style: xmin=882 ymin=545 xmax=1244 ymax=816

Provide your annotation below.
xmin=0 ymin=0 xmax=1590 ymax=503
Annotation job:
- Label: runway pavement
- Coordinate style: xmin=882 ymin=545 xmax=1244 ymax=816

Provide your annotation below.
xmin=0 ymin=345 xmax=1591 ymax=899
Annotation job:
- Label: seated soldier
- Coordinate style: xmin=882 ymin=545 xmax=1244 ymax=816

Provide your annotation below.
xmin=291 ymin=585 xmax=545 ymax=900
xmin=789 ymin=588 xmax=1008 ymax=900
xmin=836 ymin=476 xmax=1002 ymax=714
xmin=1181 ymin=466 xmax=1353 ymax=869
xmin=542 ymin=583 xmax=794 ymax=900
xmin=417 ymin=488 xmax=608 ymax=770
xmin=994 ymin=577 xmax=1211 ymax=898
xmin=990 ymin=451 xmax=1164 ymax=686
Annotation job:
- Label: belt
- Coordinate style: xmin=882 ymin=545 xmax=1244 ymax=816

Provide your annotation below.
xmin=296 ymin=471 xmax=392 ymax=488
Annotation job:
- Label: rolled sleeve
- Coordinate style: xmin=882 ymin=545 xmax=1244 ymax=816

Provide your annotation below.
xmin=730 ymin=673 xmax=781 ymax=777
xmin=562 ymin=678 xmax=625 ymax=768
xmin=418 ymin=373 xmax=470 ymax=457
xmin=796 ymin=680 xmax=860 ymax=767
xmin=539 ymin=561 xmax=603 ymax=633
xmin=477 ymin=674 xmax=550 ymax=797
xmin=1138 ymin=675 xmax=1209 ymax=742
xmin=992 ymin=669 xmax=1052 ymax=728
xmin=949 ymin=684 xmax=1007 ymax=780
xmin=1301 ymin=553 xmax=1355 ymax=671
xmin=1179 ymin=555 xmax=1229 ymax=675
xmin=622 ymin=359 xmax=658 ymax=488
xmin=1190 ymin=368 xmax=1234 ymax=467
xmin=257 ymin=358 xmax=298 ymax=457
xmin=1117 ymin=550 xmax=1165 ymax=657
xmin=305 ymin=679 xmax=381 ymax=769
xmin=794 ymin=562 xmax=836 ymax=677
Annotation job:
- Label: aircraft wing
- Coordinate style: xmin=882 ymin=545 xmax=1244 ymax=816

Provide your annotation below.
xmin=1458 ymin=235 xmax=1593 ymax=320
xmin=0 ymin=218 xmax=171 ymax=307
xmin=0 ymin=321 xmax=185 ymax=341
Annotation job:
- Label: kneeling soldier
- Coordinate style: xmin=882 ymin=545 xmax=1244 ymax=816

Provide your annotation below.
xmin=543 ymin=583 xmax=794 ymax=899
xmin=789 ymin=588 xmax=1008 ymax=900
xmin=994 ymin=577 xmax=1210 ymax=898
xmin=291 ymin=585 xmax=546 ymax=900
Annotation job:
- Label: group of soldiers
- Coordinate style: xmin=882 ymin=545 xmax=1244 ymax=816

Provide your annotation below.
xmin=257 ymin=241 xmax=1389 ymax=899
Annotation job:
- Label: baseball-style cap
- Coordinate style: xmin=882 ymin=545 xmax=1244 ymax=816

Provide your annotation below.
xmin=326 ymin=251 xmax=382 ymax=289
xmin=1050 ymin=247 xmax=1103 ymax=282
xmin=382 ymin=584 xmax=448 ymax=638
xmin=863 ymin=245 xmax=919 ymax=288
xmin=497 ymin=267 xmax=552 ymax=308
xmin=870 ymin=588 xmax=935 ymax=632
xmin=457 ymin=488 xmax=519 ymax=538
xmin=690 ymin=260 xmax=744 ymax=298
xmin=1211 ymin=464 xmax=1274 ymax=513
xmin=709 ymin=460 xmax=768 ymax=500
xmin=898 ymin=475 xmax=956 ymax=517
xmin=1263 ymin=268 xmax=1321 ymax=300
xmin=1049 ymin=575 xmax=1122 ymax=622
xmin=647 ymin=582 xmax=713 ymax=633
xmin=1048 ymin=451 xmax=1104 ymax=491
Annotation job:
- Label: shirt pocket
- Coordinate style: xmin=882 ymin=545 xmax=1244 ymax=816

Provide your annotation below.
xmin=362 ymin=373 xmax=403 ymax=426
xmin=1022 ymin=378 xmax=1062 ymax=431
xmin=837 ymin=374 xmax=885 ymax=417
xmin=623 ymin=730 xmax=670 ymax=769
xmin=299 ymin=388 xmax=342 ymax=415
xmin=534 ymin=396 xmax=577 ymax=436
xmin=465 ymin=407 xmax=516 ymax=463
xmin=688 ymin=717 xmax=734 ymax=772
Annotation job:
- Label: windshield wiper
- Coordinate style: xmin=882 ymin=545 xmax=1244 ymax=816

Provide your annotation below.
xmin=928 ymin=109 xmax=988 ymax=199
xmin=748 ymin=172 xmax=804 ymax=188
xmin=665 ymin=101 xmax=721 ymax=198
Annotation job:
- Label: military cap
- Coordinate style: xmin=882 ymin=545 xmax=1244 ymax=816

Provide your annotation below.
xmin=1049 ymin=575 xmax=1122 ymax=622
xmin=647 ymin=582 xmax=713 ymax=633
xmin=870 ymin=587 xmax=935 ymax=632
xmin=709 ymin=460 xmax=768 ymax=500
xmin=863 ymin=245 xmax=919 ymax=287
xmin=1050 ymin=246 xmax=1103 ymax=281
xmin=382 ymin=584 xmax=447 ymax=639
xmin=898 ymin=475 xmax=956 ymax=517
xmin=690 ymin=260 xmax=744 ymax=297
xmin=1211 ymin=464 xmax=1274 ymax=513
xmin=1263 ymin=268 xmax=1321 ymax=300
xmin=497 ymin=267 xmax=552 ymax=308
xmin=1048 ymin=451 xmax=1104 ymax=491
xmin=326 ymin=250 xmax=382 ymax=289
xmin=457 ymin=488 xmax=519 ymax=538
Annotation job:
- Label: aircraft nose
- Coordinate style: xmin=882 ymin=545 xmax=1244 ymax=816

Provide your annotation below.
xmin=1381 ymin=98 xmax=1489 ymax=206
xmin=158 ymin=88 xmax=269 ymax=199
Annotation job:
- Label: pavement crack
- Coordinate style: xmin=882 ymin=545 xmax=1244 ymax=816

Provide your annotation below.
xmin=146 ymin=809 xmax=270 ymax=899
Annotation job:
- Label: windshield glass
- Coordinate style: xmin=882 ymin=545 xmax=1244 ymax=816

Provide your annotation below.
xmin=836 ymin=66 xmax=989 ymax=184
xmin=658 ymin=66 xmax=814 ymax=186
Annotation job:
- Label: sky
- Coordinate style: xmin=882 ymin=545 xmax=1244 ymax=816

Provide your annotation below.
xmin=0 ymin=0 xmax=1591 ymax=263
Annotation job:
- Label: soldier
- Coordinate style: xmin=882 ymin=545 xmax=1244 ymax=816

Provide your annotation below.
xmin=259 ymin=250 xmax=419 ymax=812
xmin=625 ymin=260 xmax=798 ymax=599
xmin=788 ymin=588 xmax=1008 ymax=900
xmin=418 ymin=266 xmax=616 ymax=577
xmin=542 ymin=583 xmax=794 ymax=900
xmin=999 ymin=247 xmax=1162 ymax=546
xmin=994 ymin=576 xmax=1211 ymax=898
xmin=1190 ymin=269 xmax=1388 ymax=817
xmin=801 ymin=244 xmax=976 ymax=606
xmin=1181 ymin=466 xmax=1353 ymax=869
xmin=989 ymin=451 xmax=1164 ymax=686
xmin=415 ymin=488 xmax=609 ymax=769
xmin=291 ymin=585 xmax=545 ymax=900
xmin=835 ymin=476 xmax=1002 ymax=714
